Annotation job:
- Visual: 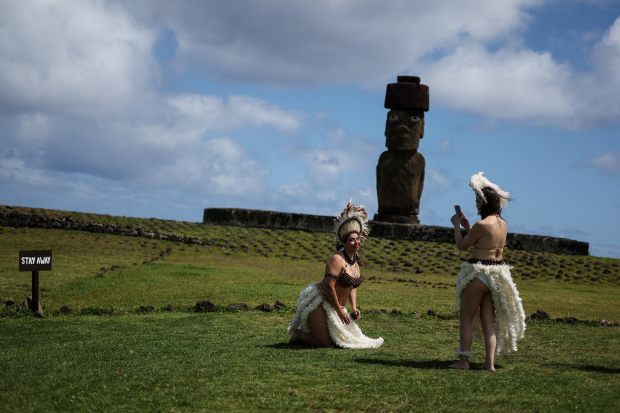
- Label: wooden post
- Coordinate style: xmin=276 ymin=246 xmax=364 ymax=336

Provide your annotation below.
xmin=19 ymin=250 xmax=51 ymax=318
xmin=32 ymin=270 xmax=40 ymax=315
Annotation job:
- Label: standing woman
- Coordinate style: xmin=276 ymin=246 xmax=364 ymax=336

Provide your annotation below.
xmin=449 ymin=172 xmax=526 ymax=371
xmin=287 ymin=201 xmax=384 ymax=349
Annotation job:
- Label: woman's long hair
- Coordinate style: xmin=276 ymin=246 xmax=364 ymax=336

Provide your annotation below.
xmin=479 ymin=187 xmax=511 ymax=219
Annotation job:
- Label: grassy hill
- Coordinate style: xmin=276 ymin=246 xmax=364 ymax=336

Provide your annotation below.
xmin=1 ymin=205 xmax=619 ymax=320
xmin=1 ymin=206 xmax=619 ymax=412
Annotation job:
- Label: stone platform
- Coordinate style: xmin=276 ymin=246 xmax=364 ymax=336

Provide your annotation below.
xmin=203 ymin=207 xmax=589 ymax=256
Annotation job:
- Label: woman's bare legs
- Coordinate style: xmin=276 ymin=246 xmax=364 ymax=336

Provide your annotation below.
xmin=449 ymin=278 xmax=488 ymax=370
xmin=478 ymin=292 xmax=496 ymax=371
xmin=288 ymin=305 xmax=333 ymax=348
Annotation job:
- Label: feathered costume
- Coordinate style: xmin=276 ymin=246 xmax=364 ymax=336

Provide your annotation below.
xmin=456 ymin=261 xmax=526 ymax=355
xmin=287 ymin=200 xmax=384 ymax=349
xmin=470 ymin=171 xmax=511 ymax=209
xmin=454 ymin=172 xmax=526 ymax=356
xmin=287 ymin=283 xmax=384 ymax=349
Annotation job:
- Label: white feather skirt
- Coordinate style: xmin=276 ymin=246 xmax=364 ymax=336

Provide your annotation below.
xmin=456 ymin=262 xmax=526 ymax=355
xmin=287 ymin=283 xmax=384 ymax=349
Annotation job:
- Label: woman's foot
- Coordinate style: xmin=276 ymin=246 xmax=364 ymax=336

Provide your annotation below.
xmin=476 ymin=364 xmax=495 ymax=372
xmin=288 ymin=329 xmax=302 ymax=344
xmin=448 ymin=360 xmax=470 ymax=370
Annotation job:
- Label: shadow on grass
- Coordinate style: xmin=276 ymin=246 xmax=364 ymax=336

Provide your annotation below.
xmin=545 ymin=363 xmax=620 ymax=374
xmin=263 ymin=342 xmax=326 ymax=350
xmin=355 ymin=358 xmax=503 ymax=370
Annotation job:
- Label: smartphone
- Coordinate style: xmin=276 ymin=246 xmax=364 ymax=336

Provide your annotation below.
xmin=454 ymin=205 xmax=462 ymax=218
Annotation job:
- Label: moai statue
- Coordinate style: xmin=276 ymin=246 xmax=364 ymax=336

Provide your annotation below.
xmin=374 ymin=76 xmax=429 ymax=224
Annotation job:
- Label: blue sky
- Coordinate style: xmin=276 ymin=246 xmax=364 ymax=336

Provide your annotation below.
xmin=1 ymin=0 xmax=619 ymax=257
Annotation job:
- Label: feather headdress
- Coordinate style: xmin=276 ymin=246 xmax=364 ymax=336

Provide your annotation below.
xmin=333 ymin=199 xmax=371 ymax=245
xmin=469 ymin=172 xmax=510 ymax=209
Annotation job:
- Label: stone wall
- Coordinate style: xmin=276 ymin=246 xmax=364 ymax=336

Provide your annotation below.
xmin=1 ymin=205 xmax=589 ymax=256
xmin=0 ymin=208 xmax=203 ymax=245
xmin=203 ymin=208 xmax=590 ymax=256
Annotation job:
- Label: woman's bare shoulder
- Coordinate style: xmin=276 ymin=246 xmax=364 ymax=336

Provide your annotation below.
xmin=469 ymin=220 xmax=487 ymax=232
xmin=474 ymin=216 xmax=505 ymax=228
xmin=470 ymin=218 xmax=497 ymax=237
xmin=328 ymin=253 xmax=344 ymax=263
xmin=474 ymin=216 xmax=508 ymax=241
xmin=326 ymin=253 xmax=345 ymax=270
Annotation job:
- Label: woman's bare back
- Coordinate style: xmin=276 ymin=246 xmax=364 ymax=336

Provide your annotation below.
xmin=471 ymin=215 xmax=508 ymax=260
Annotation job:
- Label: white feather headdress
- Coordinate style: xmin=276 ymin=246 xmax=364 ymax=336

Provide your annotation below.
xmin=469 ymin=172 xmax=510 ymax=209
xmin=333 ymin=199 xmax=371 ymax=245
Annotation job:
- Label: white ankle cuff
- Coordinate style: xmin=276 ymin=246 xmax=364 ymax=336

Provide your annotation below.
xmin=456 ymin=348 xmax=472 ymax=358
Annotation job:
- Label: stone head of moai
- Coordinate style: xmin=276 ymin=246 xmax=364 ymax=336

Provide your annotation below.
xmin=384 ymin=75 xmax=428 ymax=150
xmin=374 ymin=76 xmax=429 ymax=224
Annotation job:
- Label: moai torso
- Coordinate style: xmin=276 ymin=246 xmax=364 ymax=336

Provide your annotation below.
xmin=377 ymin=150 xmax=425 ymax=217
xmin=375 ymin=76 xmax=429 ymax=224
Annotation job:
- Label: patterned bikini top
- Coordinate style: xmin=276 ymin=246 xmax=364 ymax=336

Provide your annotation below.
xmin=324 ymin=271 xmax=363 ymax=288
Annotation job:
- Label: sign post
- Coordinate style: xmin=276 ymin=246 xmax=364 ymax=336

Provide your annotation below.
xmin=19 ymin=250 xmax=52 ymax=317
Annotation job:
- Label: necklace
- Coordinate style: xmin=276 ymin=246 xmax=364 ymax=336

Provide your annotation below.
xmin=342 ymin=251 xmax=357 ymax=265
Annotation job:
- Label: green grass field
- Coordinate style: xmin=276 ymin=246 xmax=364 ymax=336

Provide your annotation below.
xmin=1 ymin=206 xmax=619 ymax=412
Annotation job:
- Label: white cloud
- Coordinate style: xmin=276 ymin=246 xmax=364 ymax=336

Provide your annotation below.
xmin=4 ymin=1 xmax=620 ymax=130
xmin=0 ymin=92 xmax=298 ymax=208
xmin=226 ymin=95 xmax=302 ymax=132
xmin=560 ymin=228 xmax=590 ymax=237
xmin=272 ymin=178 xmax=375 ymax=218
xmin=303 ymin=150 xmax=347 ymax=184
xmin=122 ymin=0 xmax=543 ymax=87
xmin=16 ymin=113 xmax=52 ymax=146
xmin=275 ymin=180 xmax=344 ymax=214
xmin=5 ymin=92 xmax=291 ymax=190
xmin=425 ymin=138 xmax=457 ymax=157
xmin=423 ymin=44 xmax=576 ymax=124
xmin=280 ymin=127 xmax=379 ymax=185
xmin=145 ymin=136 xmax=271 ymax=197
xmin=421 ymin=14 xmax=620 ymax=128
xmin=590 ymin=242 xmax=620 ymax=259
xmin=0 ymin=0 xmax=157 ymax=119
xmin=424 ymin=167 xmax=458 ymax=194
xmin=113 ymin=0 xmax=620 ymax=128
xmin=576 ymin=150 xmax=620 ymax=175
xmin=166 ymin=94 xmax=303 ymax=133
xmin=0 ymin=158 xmax=50 ymax=186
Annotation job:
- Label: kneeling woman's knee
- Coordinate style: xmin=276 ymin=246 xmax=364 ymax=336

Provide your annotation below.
xmin=316 ymin=336 xmax=333 ymax=348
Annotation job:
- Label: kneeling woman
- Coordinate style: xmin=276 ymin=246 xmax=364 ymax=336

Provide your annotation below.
xmin=288 ymin=202 xmax=384 ymax=349
xmin=449 ymin=172 xmax=526 ymax=371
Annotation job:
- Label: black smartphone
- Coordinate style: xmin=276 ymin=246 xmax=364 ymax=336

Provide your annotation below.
xmin=454 ymin=205 xmax=462 ymax=218
xmin=350 ymin=312 xmax=359 ymax=320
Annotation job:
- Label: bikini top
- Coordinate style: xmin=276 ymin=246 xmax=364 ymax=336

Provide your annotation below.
xmin=325 ymin=253 xmax=363 ymax=288
xmin=324 ymin=271 xmax=363 ymax=288
xmin=473 ymin=245 xmax=506 ymax=259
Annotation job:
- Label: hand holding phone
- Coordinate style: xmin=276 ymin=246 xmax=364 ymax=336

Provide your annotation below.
xmin=454 ymin=205 xmax=463 ymax=218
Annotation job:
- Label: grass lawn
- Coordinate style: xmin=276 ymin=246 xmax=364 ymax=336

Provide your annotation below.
xmin=1 ymin=313 xmax=619 ymax=412
xmin=1 ymin=208 xmax=620 ymax=412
